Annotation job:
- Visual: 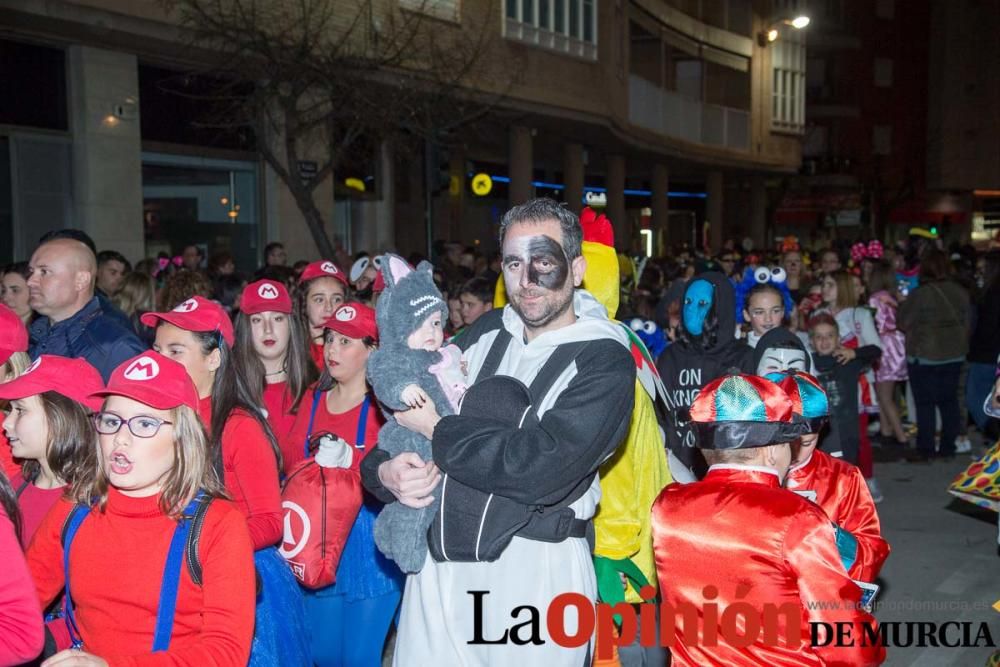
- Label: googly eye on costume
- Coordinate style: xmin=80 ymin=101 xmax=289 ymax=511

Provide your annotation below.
xmin=642 ymin=321 xmax=657 ymax=334
xmin=629 ymin=318 xmax=644 ymax=332
xmin=754 ymin=267 xmax=770 ymax=283
xmin=771 ymin=267 xmax=787 ymax=283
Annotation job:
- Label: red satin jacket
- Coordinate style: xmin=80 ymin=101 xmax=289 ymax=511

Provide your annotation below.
xmin=652 ymin=466 xmax=886 ymax=667
xmin=786 ymin=449 xmax=890 ymax=583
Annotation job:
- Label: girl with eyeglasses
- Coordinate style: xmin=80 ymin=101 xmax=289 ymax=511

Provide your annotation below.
xmin=233 ymin=280 xmax=317 ymax=447
xmin=144 ymin=297 xmax=310 ymax=666
xmin=27 ymin=352 xmax=256 ymax=666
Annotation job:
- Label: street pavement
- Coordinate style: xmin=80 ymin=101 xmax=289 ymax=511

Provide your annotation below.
xmin=873 ymin=439 xmax=1000 ymax=667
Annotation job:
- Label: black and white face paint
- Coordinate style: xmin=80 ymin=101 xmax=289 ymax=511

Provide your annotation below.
xmin=502 ymin=235 xmax=570 ymax=291
xmin=502 ymin=233 xmax=575 ymax=329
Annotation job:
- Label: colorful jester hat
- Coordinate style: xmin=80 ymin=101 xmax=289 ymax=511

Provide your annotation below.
xmin=688 ymin=373 xmax=805 ymax=449
xmin=764 ymin=370 xmax=829 ymax=434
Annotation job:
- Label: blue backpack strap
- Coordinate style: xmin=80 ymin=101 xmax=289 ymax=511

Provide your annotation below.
xmin=152 ymin=491 xmax=208 ymax=652
xmin=355 ymin=395 xmax=371 ymax=450
xmin=303 ymin=389 xmax=325 ymax=458
xmin=61 ymin=504 xmax=92 ymax=649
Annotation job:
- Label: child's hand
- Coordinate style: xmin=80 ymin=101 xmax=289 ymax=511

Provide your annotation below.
xmin=401 ymin=384 xmax=430 ymax=408
xmin=833 ymin=347 xmax=856 ymax=364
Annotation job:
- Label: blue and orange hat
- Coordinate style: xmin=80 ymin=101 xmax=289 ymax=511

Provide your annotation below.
xmin=689 ymin=373 xmax=805 ymax=449
xmin=765 ymin=370 xmax=829 ymax=434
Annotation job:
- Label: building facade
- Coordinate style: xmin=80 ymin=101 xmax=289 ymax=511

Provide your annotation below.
xmin=1 ymin=0 xmax=806 ymax=267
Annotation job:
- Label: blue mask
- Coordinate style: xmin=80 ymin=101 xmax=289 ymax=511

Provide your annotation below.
xmin=683 ymin=279 xmax=714 ymax=336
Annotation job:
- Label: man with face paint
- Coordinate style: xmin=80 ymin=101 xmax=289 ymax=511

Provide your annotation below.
xmin=360 ymin=198 xmax=636 ymax=666
xmin=655 ymin=271 xmax=753 ymax=473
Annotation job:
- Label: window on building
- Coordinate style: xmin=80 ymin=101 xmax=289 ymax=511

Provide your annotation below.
xmin=0 ymin=40 xmax=67 ymax=131
xmin=873 ymin=58 xmax=893 ymax=87
xmin=770 ymin=25 xmax=806 ymax=133
xmin=504 ymin=0 xmax=597 ymax=59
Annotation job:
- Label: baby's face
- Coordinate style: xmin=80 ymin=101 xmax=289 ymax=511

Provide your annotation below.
xmin=407 ymin=310 xmax=445 ymax=351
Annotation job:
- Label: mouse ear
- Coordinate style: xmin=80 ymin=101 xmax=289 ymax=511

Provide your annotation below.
xmin=385 ymin=254 xmax=412 ymax=286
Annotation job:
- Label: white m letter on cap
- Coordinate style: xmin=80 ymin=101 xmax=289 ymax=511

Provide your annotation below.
xmin=174 ymin=298 xmax=199 ymax=313
xmin=321 ymin=261 xmax=338 ymax=274
xmin=124 ymin=356 xmax=160 ymax=381
xmin=335 ymin=306 xmax=357 ymax=321
xmin=258 ymin=284 xmax=279 ymax=299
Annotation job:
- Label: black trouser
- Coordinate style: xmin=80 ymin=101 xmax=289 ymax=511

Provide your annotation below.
xmin=908 ymin=360 xmax=962 ymax=456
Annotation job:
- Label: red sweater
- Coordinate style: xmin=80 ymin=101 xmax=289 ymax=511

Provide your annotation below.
xmin=279 ymin=387 xmax=383 ymax=476
xmin=11 ymin=472 xmax=64 ymax=550
xmin=262 ymin=381 xmax=299 ymax=445
xmin=0 ymin=510 xmax=44 ymax=665
xmin=198 ymin=398 xmax=283 ymax=550
xmin=27 ymin=489 xmax=255 ymax=667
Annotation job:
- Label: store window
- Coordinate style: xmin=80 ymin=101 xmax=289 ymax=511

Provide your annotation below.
xmin=141 ymin=153 xmax=261 ymax=272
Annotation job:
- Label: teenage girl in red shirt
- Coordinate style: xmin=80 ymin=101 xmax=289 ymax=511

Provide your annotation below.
xmin=143 ymin=297 xmax=310 ymax=666
xmin=283 ymin=302 xmax=403 ymax=666
xmin=0 ymin=356 xmax=103 ymax=548
xmin=296 ymin=261 xmax=349 ymax=371
xmin=27 ymin=351 xmax=256 ymax=667
xmin=233 ymin=279 xmax=316 ymax=446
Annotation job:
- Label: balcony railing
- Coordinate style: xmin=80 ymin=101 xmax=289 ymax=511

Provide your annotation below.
xmin=628 ymin=75 xmax=749 ymax=151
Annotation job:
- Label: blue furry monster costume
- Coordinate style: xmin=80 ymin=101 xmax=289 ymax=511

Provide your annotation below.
xmin=367 ymin=255 xmax=466 ymax=573
xmin=733 ymin=265 xmax=795 ymax=323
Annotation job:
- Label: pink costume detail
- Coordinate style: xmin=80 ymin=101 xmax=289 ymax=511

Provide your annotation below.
xmin=869 ymin=290 xmax=907 ymax=382
xmin=427 ymin=343 xmax=469 ymax=412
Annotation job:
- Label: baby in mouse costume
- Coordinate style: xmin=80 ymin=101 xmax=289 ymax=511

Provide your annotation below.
xmin=367 ymin=254 xmax=467 ymax=573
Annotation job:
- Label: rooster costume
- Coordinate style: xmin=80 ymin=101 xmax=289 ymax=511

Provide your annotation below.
xmin=770 ymin=371 xmax=890 ymax=584
xmin=652 ymin=374 xmax=885 ymax=666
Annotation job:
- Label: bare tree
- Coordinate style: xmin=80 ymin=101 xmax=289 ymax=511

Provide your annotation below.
xmin=161 ymin=0 xmax=513 ymax=258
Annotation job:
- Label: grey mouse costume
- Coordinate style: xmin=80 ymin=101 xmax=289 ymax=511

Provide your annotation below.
xmin=367 ymin=254 xmax=464 ymax=573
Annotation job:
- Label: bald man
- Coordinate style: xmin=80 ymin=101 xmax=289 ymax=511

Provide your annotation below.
xmin=28 ymin=237 xmax=145 ymax=380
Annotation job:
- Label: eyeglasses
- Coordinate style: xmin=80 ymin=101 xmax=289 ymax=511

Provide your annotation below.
xmin=94 ymin=412 xmax=173 ymax=438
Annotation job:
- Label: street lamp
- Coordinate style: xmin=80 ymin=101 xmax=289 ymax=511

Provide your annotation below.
xmin=758 ymin=15 xmax=810 ymax=46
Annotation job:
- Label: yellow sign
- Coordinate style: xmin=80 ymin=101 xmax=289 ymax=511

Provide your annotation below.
xmin=471 ymin=172 xmax=493 ymax=197
xmin=345 ymin=177 xmax=366 ymax=193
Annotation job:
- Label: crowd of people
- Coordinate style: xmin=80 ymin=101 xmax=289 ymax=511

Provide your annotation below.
xmin=0 ymin=201 xmax=997 ymax=667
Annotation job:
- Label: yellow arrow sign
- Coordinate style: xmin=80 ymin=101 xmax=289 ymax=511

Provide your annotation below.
xmin=471 ymin=172 xmax=493 ymax=197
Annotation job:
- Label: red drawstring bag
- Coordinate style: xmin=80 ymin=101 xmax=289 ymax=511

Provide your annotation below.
xmin=279 ymin=431 xmax=362 ymax=589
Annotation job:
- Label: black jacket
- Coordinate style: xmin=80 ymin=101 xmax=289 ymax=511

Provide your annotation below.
xmin=655 ymin=272 xmax=753 ymax=455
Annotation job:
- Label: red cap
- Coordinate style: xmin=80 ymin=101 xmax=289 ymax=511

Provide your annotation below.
xmin=241 ymin=279 xmax=292 ymax=315
xmin=0 ymin=305 xmax=28 ymax=366
xmin=299 ymin=260 xmax=349 ymax=288
xmin=91 ymin=352 xmax=200 ymax=412
xmin=0 ymin=355 xmax=104 ymax=411
xmin=323 ymin=303 xmax=378 ymax=342
xmin=141 ymin=296 xmax=235 ymax=346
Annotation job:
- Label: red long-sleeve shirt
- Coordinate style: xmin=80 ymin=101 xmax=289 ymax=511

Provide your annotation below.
xmin=198 ymin=398 xmax=283 ymax=550
xmin=0 ymin=509 xmax=44 ymax=665
xmin=786 ymin=449 xmax=890 ymax=582
xmin=262 ymin=381 xmax=298 ymax=445
xmin=279 ymin=387 xmax=383 ymax=477
xmin=26 ymin=489 xmax=255 ymax=667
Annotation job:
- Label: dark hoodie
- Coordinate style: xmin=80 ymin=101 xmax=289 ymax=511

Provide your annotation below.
xmin=752 ymin=327 xmax=813 ymax=376
xmin=656 ymin=272 xmax=753 ymax=457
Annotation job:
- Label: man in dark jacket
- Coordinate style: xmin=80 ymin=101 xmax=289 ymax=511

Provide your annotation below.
xmin=27 ymin=237 xmax=146 ymax=381
xmin=655 ymin=271 xmax=753 ymax=470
